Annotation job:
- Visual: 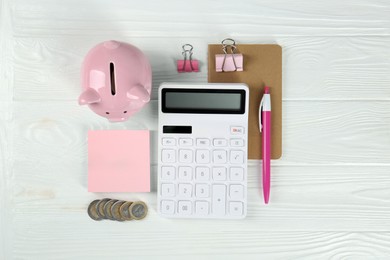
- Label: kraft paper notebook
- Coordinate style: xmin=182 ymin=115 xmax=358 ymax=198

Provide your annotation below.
xmin=208 ymin=44 xmax=282 ymax=159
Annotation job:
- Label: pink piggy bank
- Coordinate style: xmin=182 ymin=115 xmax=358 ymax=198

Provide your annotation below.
xmin=79 ymin=40 xmax=152 ymax=122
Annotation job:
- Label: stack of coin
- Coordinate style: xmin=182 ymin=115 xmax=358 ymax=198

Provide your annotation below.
xmin=87 ymin=199 xmax=148 ymax=221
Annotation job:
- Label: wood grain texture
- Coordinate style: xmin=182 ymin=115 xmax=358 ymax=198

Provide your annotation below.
xmin=10 ymin=161 xmax=390 ymax=232
xmin=10 ymin=0 xmax=390 ymax=37
xmin=10 ymin=230 xmax=390 ymax=259
xmin=11 ymin=101 xmax=390 ymax=165
xmin=11 ymin=37 xmax=390 ymax=101
xmin=1 ymin=0 xmax=13 ymax=258
xmin=3 ymin=0 xmax=390 ymax=258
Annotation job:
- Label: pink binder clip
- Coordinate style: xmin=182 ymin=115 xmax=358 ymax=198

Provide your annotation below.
xmin=177 ymin=44 xmax=199 ymax=73
xmin=215 ymin=38 xmax=243 ymax=72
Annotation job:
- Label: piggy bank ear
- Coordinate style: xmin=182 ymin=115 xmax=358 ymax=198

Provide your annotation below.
xmin=78 ymin=89 xmax=101 ymax=105
xmin=127 ymin=85 xmax=150 ymax=102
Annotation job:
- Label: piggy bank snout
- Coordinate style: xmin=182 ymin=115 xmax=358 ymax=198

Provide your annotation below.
xmin=109 ymin=117 xmax=126 ymax=122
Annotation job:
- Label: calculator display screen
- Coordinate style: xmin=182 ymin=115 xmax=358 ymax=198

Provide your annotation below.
xmin=162 ymin=89 xmax=246 ymax=114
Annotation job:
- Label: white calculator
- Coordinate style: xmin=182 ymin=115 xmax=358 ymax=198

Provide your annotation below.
xmin=157 ymin=83 xmax=249 ymax=219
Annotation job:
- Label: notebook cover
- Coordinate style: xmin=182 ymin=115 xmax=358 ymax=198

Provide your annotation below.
xmin=88 ymin=130 xmax=150 ymax=192
xmin=208 ymin=44 xmax=282 ymax=159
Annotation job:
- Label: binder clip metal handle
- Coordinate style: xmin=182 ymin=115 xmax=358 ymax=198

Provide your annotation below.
xmin=216 ymin=38 xmax=243 ymax=72
xmin=177 ymin=44 xmax=199 ymax=73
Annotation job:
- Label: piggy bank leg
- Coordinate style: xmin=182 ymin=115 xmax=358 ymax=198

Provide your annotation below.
xmin=127 ymin=85 xmax=150 ymax=103
xmin=78 ymin=89 xmax=101 ymax=105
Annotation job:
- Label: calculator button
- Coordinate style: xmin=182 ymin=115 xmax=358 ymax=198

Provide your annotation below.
xmin=195 ymin=201 xmax=209 ymax=215
xmin=178 ymin=201 xmax=192 ymax=215
xmin=213 ymin=139 xmax=227 ymax=147
xmin=230 ymin=184 xmax=244 ymax=199
xmin=195 ymin=167 xmax=210 ymax=181
xmin=212 ymin=167 xmax=227 ymax=181
xmin=162 ymin=138 xmax=176 ymax=146
xmin=229 ymin=201 xmax=243 ymax=216
xmin=162 ymin=149 xmax=176 ymax=163
xmin=179 ymin=138 xmax=193 ymax=146
xmin=178 ymin=167 xmax=192 ymax=181
xmin=196 ymin=138 xmax=210 ymax=146
xmin=213 ymin=150 xmax=227 ymax=164
xmin=179 ymin=149 xmax=193 ymax=163
xmin=230 ymin=138 xmax=244 ymax=147
xmin=161 ymin=183 xmax=175 ymax=197
xmin=161 ymin=166 xmax=175 ymax=180
xmin=195 ymin=184 xmax=210 ymax=198
xmin=212 ymin=185 xmax=226 ymax=215
xmin=179 ymin=184 xmax=193 ymax=198
xmin=161 ymin=200 xmax=175 ymax=214
xmin=230 ymin=126 xmax=244 ymax=135
xmin=196 ymin=150 xmax=210 ymax=164
xmin=230 ymin=150 xmax=244 ymax=164
xmin=230 ymin=167 xmax=244 ymax=181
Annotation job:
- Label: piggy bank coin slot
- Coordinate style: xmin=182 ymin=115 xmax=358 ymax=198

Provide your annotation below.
xmin=110 ymin=62 xmax=116 ymax=96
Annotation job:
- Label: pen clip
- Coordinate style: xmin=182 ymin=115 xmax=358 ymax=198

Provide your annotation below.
xmin=259 ymin=95 xmax=264 ymax=133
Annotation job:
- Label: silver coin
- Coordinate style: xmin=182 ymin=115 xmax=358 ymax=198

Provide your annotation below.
xmin=103 ymin=199 xmax=118 ymax=220
xmin=88 ymin=199 xmax=102 ymax=221
xmin=129 ymin=201 xmax=148 ymax=220
xmin=119 ymin=201 xmax=133 ymax=221
xmin=111 ymin=200 xmax=126 ymax=221
xmin=96 ymin=198 xmax=111 ymax=219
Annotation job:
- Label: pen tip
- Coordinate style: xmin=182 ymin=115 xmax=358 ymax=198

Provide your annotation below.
xmin=264 ymin=86 xmax=270 ymax=94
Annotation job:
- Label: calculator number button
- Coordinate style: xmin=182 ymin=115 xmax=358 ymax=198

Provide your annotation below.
xmin=195 ymin=184 xmax=210 ymax=198
xmin=161 ymin=200 xmax=175 ymax=214
xmin=161 ymin=183 xmax=175 ymax=197
xmin=179 ymin=149 xmax=193 ymax=163
xmin=230 ymin=150 xmax=244 ymax=164
xmin=161 ymin=166 xmax=175 ymax=180
xmin=179 ymin=184 xmax=193 ymax=198
xmin=162 ymin=138 xmax=176 ymax=146
xmin=213 ymin=139 xmax=227 ymax=147
xmin=213 ymin=150 xmax=227 ymax=164
xmin=196 ymin=150 xmax=210 ymax=164
xmin=162 ymin=149 xmax=176 ymax=163
xmin=230 ymin=139 xmax=244 ymax=147
xmin=178 ymin=167 xmax=192 ymax=181
xmin=212 ymin=167 xmax=227 ymax=181
xmin=195 ymin=167 xmax=210 ymax=181
xmin=178 ymin=201 xmax=192 ymax=215
xmin=179 ymin=138 xmax=193 ymax=146
xmin=196 ymin=138 xmax=210 ymax=146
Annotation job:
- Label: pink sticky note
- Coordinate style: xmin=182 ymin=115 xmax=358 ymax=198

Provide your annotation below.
xmin=88 ymin=130 xmax=150 ymax=192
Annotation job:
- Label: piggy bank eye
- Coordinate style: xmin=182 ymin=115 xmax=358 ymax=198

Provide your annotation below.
xmin=105 ymin=112 xmax=110 ymax=114
xmin=123 ymin=111 xmax=127 ymax=114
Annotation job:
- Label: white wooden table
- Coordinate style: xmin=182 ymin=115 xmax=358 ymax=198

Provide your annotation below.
xmin=1 ymin=0 xmax=390 ymax=259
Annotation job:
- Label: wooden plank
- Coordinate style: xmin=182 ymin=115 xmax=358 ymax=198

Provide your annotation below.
xmin=10 ymin=0 xmax=390 ymax=37
xmin=11 ymin=37 xmax=390 ymax=101
xmin=11 ymin=229 xmax=390 ymax=259
xmin=10 ymin=162 xmax=390 ymax=232
xmin=11 ymin=100 xmax=390 ymax=164
xmin=0 ymin=0 xmax=13 ymax=258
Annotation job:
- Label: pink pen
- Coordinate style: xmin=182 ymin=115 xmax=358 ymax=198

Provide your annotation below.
xmin=259 ymin=86 xmax=271 ymax=204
